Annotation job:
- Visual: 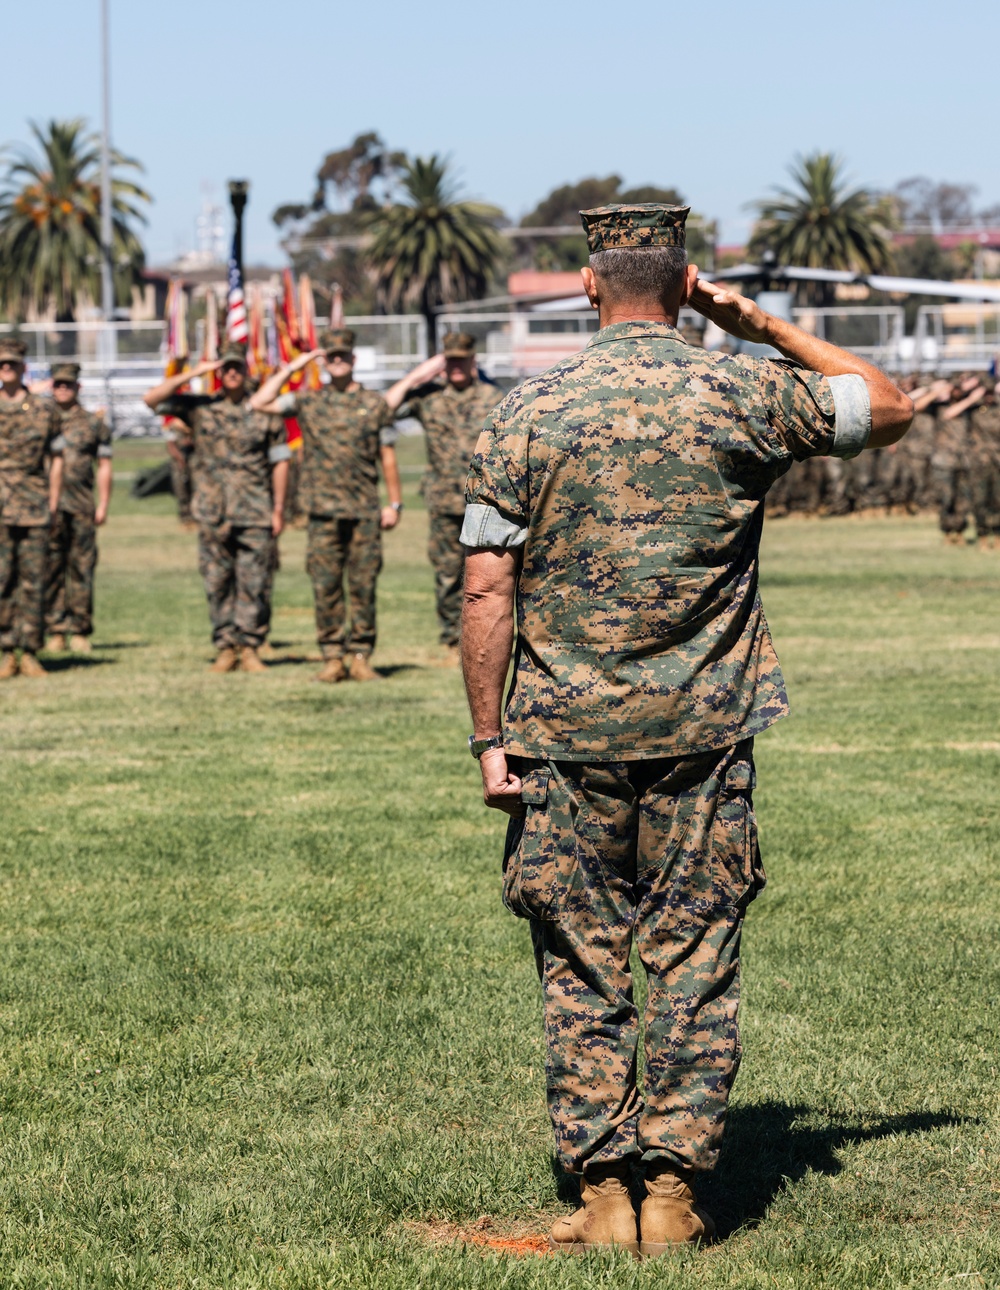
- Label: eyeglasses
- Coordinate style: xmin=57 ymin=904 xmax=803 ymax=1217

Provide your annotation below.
xmin=52 ymin=380 xmax=76 ymax=389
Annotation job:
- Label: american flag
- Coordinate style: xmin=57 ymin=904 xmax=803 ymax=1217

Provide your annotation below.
xmin=226 ymin=231 xmax=249 ymax=343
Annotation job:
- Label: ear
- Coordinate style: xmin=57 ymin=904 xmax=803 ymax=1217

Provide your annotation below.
xmin=580 ymin=265 xmax=600 ymax=310
xmin=679 ymin=263 xmax=699 ymax=307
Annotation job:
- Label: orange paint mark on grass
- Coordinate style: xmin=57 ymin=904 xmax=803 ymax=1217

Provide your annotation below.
xmin=467 ymin=1233 xmax=552 ymax=1257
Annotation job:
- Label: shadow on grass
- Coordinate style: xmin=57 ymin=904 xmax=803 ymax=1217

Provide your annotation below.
xmin=92 ymin=641 xmax=150 ymax=650
xmin=548 ymin=1102 xmax=971 ymax=1238
xmin=41 ymin=656 xmax=115 ymax=672
xmin=704 ymin=1101 xmax=972 ymax=1237
xmin=257 ymin=659 xmax=419 ymax=676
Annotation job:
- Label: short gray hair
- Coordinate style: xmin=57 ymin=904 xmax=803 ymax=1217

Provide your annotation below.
xmin=589 ymin=246 xmax=688 ymax=300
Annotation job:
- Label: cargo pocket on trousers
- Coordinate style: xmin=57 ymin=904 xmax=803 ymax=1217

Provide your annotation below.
xmin=502 ymin=766 xmax=564 ymax=922
xmin=712 ymin=756 xmax=767 ymax=911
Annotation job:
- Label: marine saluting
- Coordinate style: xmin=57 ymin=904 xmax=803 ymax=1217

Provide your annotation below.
xmin=459 ymin=202 xmax=913 ymax=1256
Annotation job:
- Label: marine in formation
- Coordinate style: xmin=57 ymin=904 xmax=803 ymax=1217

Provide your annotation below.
xmin=0 ymin=336 xmax=64 ymax=679
xmin=384 ymin=331 xmax=503 ymax=658
xmin=460 ymin=203 xmax=912 ymax=1256
xmin=252 ymin=329 xmax=402 ymax=682
xmin=45 ymin=362 xmax=113 ymax=654
xmin=144 ymin=344 xmax=290 ymax=673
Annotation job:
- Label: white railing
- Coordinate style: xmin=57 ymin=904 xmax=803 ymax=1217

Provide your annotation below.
xmin=437 ymin=308 xmax=712 ymax=379
xmin=912 ymin=304 xmax=1000 ymax=372
xmin=7 ymin=304 xmax=995 ymax=430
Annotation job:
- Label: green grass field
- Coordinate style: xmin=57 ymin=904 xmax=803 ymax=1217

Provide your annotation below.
xmin=1 ymin=436 xmax=998 ymax=1288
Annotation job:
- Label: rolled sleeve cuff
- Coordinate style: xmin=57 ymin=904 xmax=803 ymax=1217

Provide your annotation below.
xmin=97 ymin=445 xmax=113 ymax=458
xmin=273 ymin=392 xmax=297 ymax=415
xmin=268 ymin=444 xmax=292 ymax=464
xmin=460 ymin=502 xmax=528 ymax=549
xmin=828 ymin=374 xmax=871 ymax=459
xmin=49 ymin=435 xmax=66 ymax=454
xmin=379 ymin=426 xmax=399 ymax=447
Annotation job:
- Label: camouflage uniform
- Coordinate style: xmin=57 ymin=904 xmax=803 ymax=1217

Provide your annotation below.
xmin=154 ymin=390 xmax=289 ymax=651
xmin=463 ymin=304 xmax=870 ymax=1177
xmin=46 ymin=399 xmax=112 ymax=638
xmin=0 ymin=389 xmax=64 ymax=654
xmin=400 ymin=371 xmax=501 ymax=645
xmin=894 ymin=409 xmax=936 ymax=511
xmin=930 ymin=405 xmax=970 ymax=536
xmin=168 ymin=434 xmax=194 ymax=524
xmin=968 ymin=396 xmax=1000 ymax=540
xmin=276 ymin=383 xmax=395 ymax=660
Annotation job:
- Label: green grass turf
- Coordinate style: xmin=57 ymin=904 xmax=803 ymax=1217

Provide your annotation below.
xmin=1 ymin=436 xmax=998 ymax=1287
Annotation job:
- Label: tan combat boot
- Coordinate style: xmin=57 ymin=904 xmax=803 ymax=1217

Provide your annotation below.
xmin=47 ymin=633 xmax=67 ymax=652
xmin=209 ymin=648 xmax=239 ymax=673
xmin=639 ymin=1163 xmax=715 ymax=1257
xmin=348 ymin=652 xmax=380 ymax=682
xmin=0 ymin=651 xmax=18 ymax=680
xmin=70 ymin=634 xmax=92 ymax=654
xmin=548 ymin=1163 xmax=638 ymax=1256
xmin=314 ymin=656 xmax=347 ymax=684
xmin=18 ymin=652 xmax=47 ymax=678
xmin=239 ymin=646 xmax=267 ymax=674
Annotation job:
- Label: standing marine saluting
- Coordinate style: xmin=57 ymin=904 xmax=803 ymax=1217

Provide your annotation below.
xmin=384 ymin=332 xmax=502 ymax=659
xmin=460 ymin=203 xmax=912 ymax=1257
xmin=143 ymin=344 xmax=290 ymax=673
xmin=251 ymin=329 xmax=402 ymax=683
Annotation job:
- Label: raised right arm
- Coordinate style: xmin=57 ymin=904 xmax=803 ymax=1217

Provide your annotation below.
xmin=143 ymin=359 xmax=218 ymax=409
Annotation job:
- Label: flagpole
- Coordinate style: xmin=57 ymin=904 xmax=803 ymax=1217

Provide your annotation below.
xmin=99 ymin=0 xmax=114 ymax=321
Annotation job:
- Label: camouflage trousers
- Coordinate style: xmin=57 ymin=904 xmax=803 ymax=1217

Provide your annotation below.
xmin=171 ymin=450 xmax=193 ymax=524
xmin=505 ymin=739 xmax=764 ymax=1177
xmin=890 ymin=450 xmax=933 ymax=512
xmin=428 ymin=511 xmax=465 ymax=646
xmin=46 ymin=510 xmax=98 ymax=636
xmin=307 ymin=515 xmax=382 ymax=659
xmin=0 ymin=524 xmax=49 ymax=654
xmin=197 ymin=524 xmax=275 ymax=650
xmin=970 ymin=456 xmax=1000 ymax=538
xmin=931 ymin=464 xmax=970 ymax=535
xmin=284 ymin=447 xmax=304 ymax=524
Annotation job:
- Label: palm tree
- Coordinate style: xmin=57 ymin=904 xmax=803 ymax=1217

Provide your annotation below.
xmin=749 ymin=153 xmax=892 ymax=304
xmin=0 ymin=119 xmax=150 ymax=323
xmin=365 ymin=156 xmax=503 ymax=350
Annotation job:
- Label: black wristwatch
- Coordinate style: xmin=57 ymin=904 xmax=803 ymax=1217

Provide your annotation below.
xmin=469 ymin=734 xmax=504 ymax=760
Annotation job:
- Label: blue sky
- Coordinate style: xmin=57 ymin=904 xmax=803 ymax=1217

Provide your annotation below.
xmin=2 ymin=0 xmax=997 ymax=268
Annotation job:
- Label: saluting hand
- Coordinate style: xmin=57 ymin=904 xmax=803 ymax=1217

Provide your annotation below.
xmin=689 ymin=280 xmax=770 ymax=344
xmin=193 ymin=359 xmax=223 ymax=378
xmin=479 ymin=747 xmax=524 ymax=817
xmin=409 ymin=354 xmax=447 ymax=384
xmin=292 ymin=349 xmax=323 ymax=372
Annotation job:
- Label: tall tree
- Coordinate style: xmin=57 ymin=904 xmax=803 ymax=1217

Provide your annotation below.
xmin=0 ymin=118 xmax=150 ymax=322
xmin=517 ymin=176 xmax=710 ymax=272
xmin=272 ymin=131 xmax=408 ymax=315
xmin=749 ymin=152 xmax=892 ymax=304
xmin=891 ymin=177 xmax=977 ymax=230
xmin=366 ymin=156 xmax=504 ymax=350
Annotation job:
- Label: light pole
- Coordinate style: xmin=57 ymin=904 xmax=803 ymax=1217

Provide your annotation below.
xmin=228 ymin=180 xmax=249 ymax=279
xmin=99 ymin=0 xmax=114 ymax=322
